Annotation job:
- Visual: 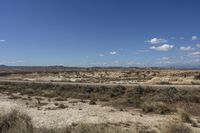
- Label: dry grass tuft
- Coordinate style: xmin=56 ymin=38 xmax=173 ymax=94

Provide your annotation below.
xmin=179 ymin=110 xmax=192 ymax=123
xmin=89 ymin=94 xmax=97 ymax=105
xmin=35 ymin=123 xmax=157 ymax=133
xmin=0 ymin=109 xmax=163 ymax=133
xmin=73 ymin=124 xmax=126 ymax=133
xmin=141 ymin=101 xmax=172 ymax=114
xmin=35 ymin=124 xmax=131 ymax=133
xmin=194 ymin=74 xmax=200 ymax=80
xmin=162 ymin=121 xmax=192 ymax=133
xmin=0 ymin=109 xmax=33 ymax=133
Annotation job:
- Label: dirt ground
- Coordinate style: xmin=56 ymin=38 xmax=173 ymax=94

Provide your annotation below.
xmin=0 ymin=69 xmax=200 ymax=85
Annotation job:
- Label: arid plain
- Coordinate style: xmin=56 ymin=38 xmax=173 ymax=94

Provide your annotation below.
xmin=0 ymin=68 xmax=200 ymax=133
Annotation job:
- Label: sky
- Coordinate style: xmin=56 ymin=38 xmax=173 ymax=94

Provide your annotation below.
xmin=0 ymin=0 xmax=200 ymax=67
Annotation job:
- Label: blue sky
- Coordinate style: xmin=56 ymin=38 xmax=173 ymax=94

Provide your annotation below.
xmin=0 ymin=0 xmax=200 ymax=67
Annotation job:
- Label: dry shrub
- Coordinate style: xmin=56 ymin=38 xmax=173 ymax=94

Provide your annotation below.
xmin=34 ymin=128 xmax=65 ymax=133
xmin=42 ymin=90 xmax=58 ymax=98
xmin=194 ymin=74 xmax=200 ymax=80
xmin=8 ymin=95 xmax=21 ymax=100
xmin=0 ymin=110 xmax=33 ymax=133
xmin=178 ymin=110 xmax=199 ymax=127
xmin=126 ymin=96 xmax=142 ymax=108
xmin=110 ymin=85 xmax=126 ymax=98
xmin=73 ymin=124 xmax=126 ymax=133
xmin=54 ymin=97 xmax=66 ymax=101
xmin=179 ymin=110 xmax=192 ymax=123
xmin=35 ymin=123 xmax=158 ymax=133
xmin=141 ymin=101 xmax=172 ymax=114
xmin=58 ymin=104 xmax=67 ymax=109
xmin=35 ymin=124 xmax=130 ymax=133
xmin=22 ymin=88 xmax=34 ymax=95
xmin=74 ymin=123 xmax=158 ymax=133
xmin=159 ymin=81 xmax=170 ymax=85
xmin=89 ymin=94 xmax=97 ymax=105
xmin=134 ymin=123 xmax=156 ymax=133
xmin=162 ymin=121 xmax=192 ymax=133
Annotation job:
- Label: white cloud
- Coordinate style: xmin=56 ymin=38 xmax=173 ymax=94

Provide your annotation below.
xmin=192 ymin=36 xmax=198 ymax=41
xmin=180 ymin=46 xmax=195 ymax=51
xmin=180 ymin=37 xmax=185 ymax=40
xmin=99 ymin=54 xmax=104 ymax=57
xmin=109 ymin=51 xmax=117 ymax=55
xmin=162 ymin=57 xmax=170 ymax=60
xmin=190 ymin=51 xmax=200 ymax=55
xmin=150 ymin=44 xmax=174 ymax=51
xmin=146 ymin=38 xmax=167 ymax=44
xmin=196 ymin=44 xmax=200 ymax=48
xmin=0 ymin=40 xmax=5 ymax=42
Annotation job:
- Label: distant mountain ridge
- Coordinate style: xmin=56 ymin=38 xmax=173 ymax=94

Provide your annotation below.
xmin=0 ymin=65 xmax=199 ymax=72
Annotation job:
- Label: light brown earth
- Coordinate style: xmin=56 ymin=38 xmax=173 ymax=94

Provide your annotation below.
xmin=1 ymin=69 xmax=200 ymax=85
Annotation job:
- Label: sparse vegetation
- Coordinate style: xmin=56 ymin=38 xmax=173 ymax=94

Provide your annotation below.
xmin=126 ymin=96 xmax=142 ymax=108
xmin=179 ymin=110 xmax=192 ymax=123
xmin=0 ymin=110 xmax=33 ymax=133
xmin=158 ymin=81 xmax=170 ymax=85
xmin=35 ymin=124 xmax=133 ymax=133
xmin=141 ymin=101 xmax=172 ymax=114
xmin=8 ymin=94 xmax=21 ymax=100
xmin=89 ymin=94 xmax=97 ymax=105
xmin=194 ymin=74 xmax=200 ymax=80
xmin=162 ymin=121 xmax=192 ymax=133
xmin=109 ymin=85 xmax=126 ymax=98
xmin=72 ymin=124 xmax=127 ymax=133
xmin=0 ymin=82 xmax=200 ymax=113
xmin=0 ymin=110 xmax=157 ymax=133
xmin=54 ymin=97 xmax=66 ymax=101
xmin=0 ymin=70 xmax=200 ymax=133
xmin=58 ymin=103 xmax=67 ymax=109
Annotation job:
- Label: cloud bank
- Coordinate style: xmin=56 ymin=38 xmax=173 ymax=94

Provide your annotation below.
xmin=150 ymin=44 xmax=174 ymax=51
